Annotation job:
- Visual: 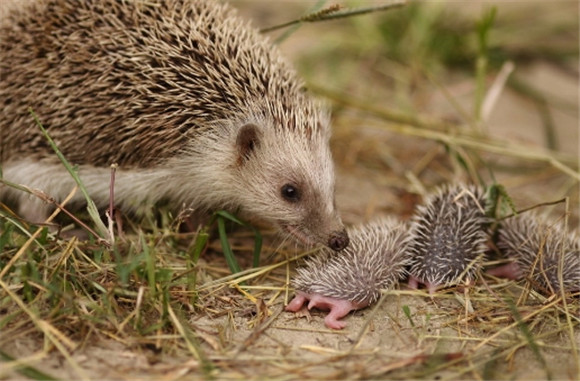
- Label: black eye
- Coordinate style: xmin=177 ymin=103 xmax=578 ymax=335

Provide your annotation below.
xmin=281 ymin=184 xmax=301 ymax=202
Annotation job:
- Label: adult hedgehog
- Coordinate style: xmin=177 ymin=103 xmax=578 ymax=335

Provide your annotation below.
xmin=0 ymin=0 xmax=349 ymax=251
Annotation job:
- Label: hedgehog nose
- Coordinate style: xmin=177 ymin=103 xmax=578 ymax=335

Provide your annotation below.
xmin=328 ymin=229 xmax=349 ymax=251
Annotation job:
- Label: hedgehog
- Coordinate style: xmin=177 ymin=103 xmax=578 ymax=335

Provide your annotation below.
xmin=407 ymin=183 xmax=489 ymax=294
xmin=0 ymin=0 xmax=349 ymax=251
xmin=286 ymin=218 xmax=410 ymax=329
xmin=491 ymin=212 xmax=580 ymax=295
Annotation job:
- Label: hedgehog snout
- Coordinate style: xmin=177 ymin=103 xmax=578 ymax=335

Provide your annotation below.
xmin=328 ymin=229 xmax=349 ymax=251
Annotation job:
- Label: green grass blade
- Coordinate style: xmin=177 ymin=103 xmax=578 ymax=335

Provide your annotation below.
xmin=474 ymin=7 xmax=497 ymax=123
xmin=141 ymin=233 xmax=156 ymax=298
xmin=506 ymin=298 xmax=552 ymax=380
xmin=190 ymin=229 xmax=209 ymax=265
xmin=215 ymin=210 xmax=244 ymax=225
xmin=167 ymin=304 xmax=214 ymax=377
xmin=263 ymin=0 xmax=406 ymax=42
xmin=215 ymin=211 xmax=262 ymax=269
xmin=217 ymin=214 xmax=242 ymax=274
xmin=265 ymin=0 xmax=326 ymax=43
xmin=251 ymin=228 xmax=262 ymax=269
xmin=0 ymin=349 xmax=60 ymax=381
xmin=29 ymin=109 xmax=109 ymax=241
xmin=402 ymin=305 xmax=415 ymax=328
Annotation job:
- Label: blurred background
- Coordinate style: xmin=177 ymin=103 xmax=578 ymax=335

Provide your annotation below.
xmin=235 ymin=0 xmax=579 ymax=226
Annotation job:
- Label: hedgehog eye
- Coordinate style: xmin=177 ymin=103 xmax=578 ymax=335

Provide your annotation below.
xmin=281 ymin=184 xmax=301 ymax=203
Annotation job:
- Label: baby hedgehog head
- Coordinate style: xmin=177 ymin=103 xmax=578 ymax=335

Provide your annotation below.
xmin=496 ymin=212 xmax=580 ymax=295
xmin=292 ymin=217 xmax=410 ymax=305
xmin=286 ymin=218 xmax=410 ymax=329
xmin=408 ymin=183 xmax=489 ymax=293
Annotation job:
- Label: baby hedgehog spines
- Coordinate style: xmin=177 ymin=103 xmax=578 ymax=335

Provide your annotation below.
xmin=407 ymin=183 xmax=489 ymax=294
xmin=0 ymin=0 xmax=348 ymax=251
xmin=493 ymin=212 xmax=580 ymax=295
xmin=286 ymin=218 xmax=410 ymax=329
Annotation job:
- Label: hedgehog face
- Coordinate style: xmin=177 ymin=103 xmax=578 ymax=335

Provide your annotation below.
xmin=233 ymin=123 xmax=349 ymax=251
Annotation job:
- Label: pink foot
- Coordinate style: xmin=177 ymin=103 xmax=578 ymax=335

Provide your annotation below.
xmin=285 ymin=293 xmax=308 ymax=312
xmin=408 ymin=275 xmax=439 ymax=294
xmin=408 ymin=276 xmax=419 ymax=290
xmin=487 ymin=262 xmax=521 ymax=280
xmin=286 ymin=291 xmax=365 ymax=329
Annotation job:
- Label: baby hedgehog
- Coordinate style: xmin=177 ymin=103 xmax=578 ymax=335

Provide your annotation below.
xmin=407 ymin=183 xmax=489 ymax=294
xmin=286 ymin=218 xmax=410 ymax=329
xmin=492 ymin=212 xmax=579 ymax=295
xmin=0 ymin=0 xmax=349 ymax=251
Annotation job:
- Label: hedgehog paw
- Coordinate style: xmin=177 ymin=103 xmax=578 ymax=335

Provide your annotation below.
xmin=286 ymin=291 xmax=360 ymax=329
xmin=408 ymin=275 xmax=439 ymax=294
xmin=487 ymin=262 xmax=521 ymax=280
xmin=285 ymin=293 xmax=308 ymax=312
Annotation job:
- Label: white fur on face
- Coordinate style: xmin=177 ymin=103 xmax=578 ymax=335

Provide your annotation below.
xmin=167 ymin=101 xmax=343 ymax=247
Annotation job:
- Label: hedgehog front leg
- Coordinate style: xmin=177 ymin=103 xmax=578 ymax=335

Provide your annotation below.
xmin=407 ymin=275 xmax=439 ymax=294
xmin=286 ymin=291 xmax=362 ymax=330
xmin=487 ymin=262 xmax=521 ymax=280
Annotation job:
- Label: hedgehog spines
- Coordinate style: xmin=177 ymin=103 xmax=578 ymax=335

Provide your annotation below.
xmin=407 ymin=183 xmax=489 ymax=288
xmin=497 ymin=212 xmax=580 ymax=294
xmin=292 ymin=218 xmax=411 ymax=306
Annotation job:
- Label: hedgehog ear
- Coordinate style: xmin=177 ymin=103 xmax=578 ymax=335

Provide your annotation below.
xmin=236 ymin=123 xmax=261 ymax=164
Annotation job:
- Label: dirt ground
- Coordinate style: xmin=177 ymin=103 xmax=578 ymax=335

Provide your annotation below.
xmin=1 ymin=1 xmax=579 ymax=380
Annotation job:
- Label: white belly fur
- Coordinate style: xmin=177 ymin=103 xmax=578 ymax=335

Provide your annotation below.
xmin=1 ymin=159 xmax=180 ymax=223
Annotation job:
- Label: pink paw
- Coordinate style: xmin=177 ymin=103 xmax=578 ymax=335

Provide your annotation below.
xmin=286 ymin=291 xmax=364 ymax=329
xmin=487 ymin=262 xmax=521 ymax=280
xmin=408 ymin=275 xmax=439 ymax=294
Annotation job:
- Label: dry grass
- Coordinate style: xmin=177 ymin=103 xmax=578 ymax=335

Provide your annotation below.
xmin=1 ymin=1 xmax=579 ymax=380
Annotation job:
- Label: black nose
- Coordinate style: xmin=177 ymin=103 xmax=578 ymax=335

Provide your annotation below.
xmin=328 ymin=229 xmax=349 ymax=251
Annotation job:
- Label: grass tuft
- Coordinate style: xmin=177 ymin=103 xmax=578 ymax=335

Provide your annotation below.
xmin=29 ymin=109 xmax=110 ymax=243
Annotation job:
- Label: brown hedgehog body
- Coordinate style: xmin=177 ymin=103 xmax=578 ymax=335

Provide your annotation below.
xmin=0 ymin=0 xmax=348 ymax=250
xmin=286 ymin=218 xmax=410 ymax=329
